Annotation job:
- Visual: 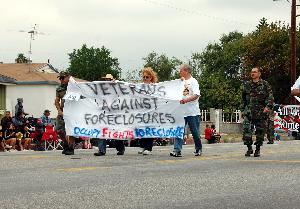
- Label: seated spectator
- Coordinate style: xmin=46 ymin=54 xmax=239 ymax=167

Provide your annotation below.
xmin=1 ymin=111 xmax=13 ymax=133
xmin=274 ymin=132 xmax=282 ymax=141
xmin=274 ymin=127 xmax=287 ymax=141
xmin=0 ymin=125 xmax=5 ymax=151
xmin=211 ymin=124 xmax=221 ymax=143
xmin=204 ymin=124 xmax=212 ymax=144
xmin=33 ymin=119 xmax=45 ymax=151
xmin=40 ymin=110 xmax=54 ymax=127
xmin=0 ymin=125 xmax=12 ymax=152
xmin=22 ymin=126 xmax=32 ymax=150
xmin=12 ymin=112 xmax=29 ymax=151
xmin=80 ymin=136 xmax=92 ymax=149
xmin=4 ymin=123 xmax=17 ymax=150
xmin=12 ymin=112 xmax=27 ymax=133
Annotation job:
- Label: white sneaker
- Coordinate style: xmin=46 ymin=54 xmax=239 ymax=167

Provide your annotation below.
xmin=138 ymin=149 xmax=145 ymax=154
xmin=143 ymin=150 xmax=152 ymax=155
xmin=5 ymin=145 xmax=12 ymax=149
xmin=194 ymin=150 xmax=202 ymax=156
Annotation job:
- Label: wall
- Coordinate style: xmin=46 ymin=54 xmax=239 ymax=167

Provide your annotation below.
xmin=6 ymin=84 xmax=58 ymax=118
xmin=219 ymin=123 xmax=243 ymax=134
xmin=200 ymin=108 xmax=243 ymax=134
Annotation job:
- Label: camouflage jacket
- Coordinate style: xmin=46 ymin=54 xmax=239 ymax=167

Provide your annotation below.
xmin=56 ymin=84 xmax=68 ymax=110
xmin=241 ymin=79 xmax=274 ymax=119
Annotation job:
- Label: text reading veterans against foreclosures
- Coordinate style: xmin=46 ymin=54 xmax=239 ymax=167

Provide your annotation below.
xmin=64 ymin=78 xmax=185 ymax=139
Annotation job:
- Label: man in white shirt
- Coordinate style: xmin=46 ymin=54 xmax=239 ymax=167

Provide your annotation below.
xmin=170 ymin=64 xmax=202 ymax=157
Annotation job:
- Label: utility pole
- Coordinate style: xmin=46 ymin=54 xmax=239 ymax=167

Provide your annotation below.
xmin=291 ymin=0 xmax=297 ymax=104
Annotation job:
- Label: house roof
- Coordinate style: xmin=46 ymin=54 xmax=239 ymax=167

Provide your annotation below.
xmin=0 ymin=63 xmax=84 ymax=85
xmin=0 ymin=74 xmax=16 ymax=85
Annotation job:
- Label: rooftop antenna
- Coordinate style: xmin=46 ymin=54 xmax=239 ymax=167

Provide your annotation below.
xmin=19 ymin=24 xmax=46 ymax=72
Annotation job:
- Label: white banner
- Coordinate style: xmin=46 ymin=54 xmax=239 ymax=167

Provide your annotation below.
xmin=64 ymin=77 xmax=186 ymax=139
xmin=275 ymin=105 xmax=300 ymax=132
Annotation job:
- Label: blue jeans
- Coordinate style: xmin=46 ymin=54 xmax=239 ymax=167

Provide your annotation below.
xmin=98 ymin=139 xmax=106 ymax=153
xmin=140 ymin=138 xmax=154 ymax=151
xmin=98 ymin=139 xmax=125 ymax=153
xmin=174 ymin=115 xmax=202 ymax=152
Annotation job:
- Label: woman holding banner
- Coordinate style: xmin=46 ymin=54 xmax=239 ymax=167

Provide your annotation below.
xmin=138 ymin=67 xmax=158 ymax=155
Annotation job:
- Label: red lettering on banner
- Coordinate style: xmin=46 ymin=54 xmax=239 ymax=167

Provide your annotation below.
xmin=102 ymin=128 xmax=108 ymax=137
xmin=127 ymin=131 xmax=134 ymax=139
xmin=119 ymin=132 xmax=125 ymax=139
xmin=113 ymin=132 xmax=118 ymax=138
xmin=101 ymin=128 xmax=134 ymax=139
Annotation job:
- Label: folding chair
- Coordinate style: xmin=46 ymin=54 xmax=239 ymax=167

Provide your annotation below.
xmin=41 ymin=125 xmax=58 ymax=151
xmin=55 ymin=137 xmax=63 ymax=150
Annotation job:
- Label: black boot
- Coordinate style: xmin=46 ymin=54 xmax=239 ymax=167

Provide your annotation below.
xmin=64 ymin=144 xmax=74 ymax=155
xmin=94 ymin=152 xmax=105 ymax=156
xmin=62 ymin=142 xmax=69 ymax=155
xmin=245 ymin=145 xmax=253 ymax=157
xmin=117 ymin=149 xmax=125 ymax=155
xmin=254 ymin=146 xmax=260 ymax=157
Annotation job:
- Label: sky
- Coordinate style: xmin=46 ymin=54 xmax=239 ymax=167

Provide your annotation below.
xmin=0 ymin=0 xmax=291 ymax=77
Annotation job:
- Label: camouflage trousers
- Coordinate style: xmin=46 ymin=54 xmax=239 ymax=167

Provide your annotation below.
xmin=242 ymin=116 xmax=266 ymax=146
xmin=55 ymin=116 xmax=75 ymax=145
xmin=266 ymin=117 xmax=275 ymax=142
xmin=56 ymin=115 xmax=66 ymax=136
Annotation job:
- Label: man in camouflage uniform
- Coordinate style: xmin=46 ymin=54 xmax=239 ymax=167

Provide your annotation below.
xmin=266 ymin=111 xmax=275 ymax=144
xmin=55 ymin=71 xmax=74 ymax=155
xmin=241 ymin=67 xmax=274 ymax=157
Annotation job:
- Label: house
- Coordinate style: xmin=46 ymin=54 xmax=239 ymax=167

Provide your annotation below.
xmin=0 ymin=63 xmax=77 ymax=118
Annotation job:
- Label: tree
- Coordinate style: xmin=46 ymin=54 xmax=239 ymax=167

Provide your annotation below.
xmin=68 ymin=44 xmax=121 ymax=81
xmin=256 ymin=17 xmax=269 ymax=31
xmin=15 ymin=53 xmax=29 ymax=63
xmin=142 ymin=52 xmax=182 ymax=82
xmin=242 ymin=19 xmax=291 ymax=104
xmin=193 ymin=18 xmax=296 ymax=109
xmin=191 ymin=31 xmax=245 ymax=110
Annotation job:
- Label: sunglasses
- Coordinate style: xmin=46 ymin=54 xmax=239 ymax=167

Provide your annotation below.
xmin=143 ymin=75 xmax=151 ymax=79
xmin=59 ymin=77 xmax=65 ymax=80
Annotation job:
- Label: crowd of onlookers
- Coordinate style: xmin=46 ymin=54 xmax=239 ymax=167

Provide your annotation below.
xmin=0 ymin=108 xmax=222 ymax=153
xmin=0 ymin=108 xmax=54 ymax=152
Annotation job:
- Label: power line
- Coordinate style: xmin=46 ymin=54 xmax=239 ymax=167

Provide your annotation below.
xmin=143 ymin=0 xmax=254 ymax=27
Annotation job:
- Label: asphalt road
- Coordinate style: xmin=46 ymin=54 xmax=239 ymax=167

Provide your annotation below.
xmin=1 ymin=141 xmax=300 ymax=209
